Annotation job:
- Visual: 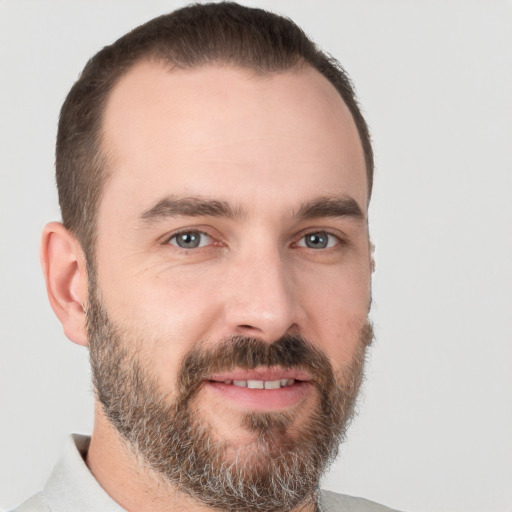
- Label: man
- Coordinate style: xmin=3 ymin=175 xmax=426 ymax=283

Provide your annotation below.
xmin=12 ymin=3 xmax=400 ymax=512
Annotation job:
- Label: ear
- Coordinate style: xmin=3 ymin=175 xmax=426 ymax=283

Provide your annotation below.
xmin=370 ymin=241 xmax=376 ymax=273
xmin=41 ymin=222 xmax=89 ymax=346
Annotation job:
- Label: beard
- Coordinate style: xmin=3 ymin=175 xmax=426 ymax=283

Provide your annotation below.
xmin=86 ymin=284 xmax=372 ymax=512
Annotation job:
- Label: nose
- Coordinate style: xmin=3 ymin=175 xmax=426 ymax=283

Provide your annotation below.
xmin=222 ymin=247 xmax=302 ymax=342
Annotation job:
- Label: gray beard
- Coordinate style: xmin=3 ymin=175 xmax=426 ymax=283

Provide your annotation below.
xmin=86 ymin=286 xmax=371 ymax=512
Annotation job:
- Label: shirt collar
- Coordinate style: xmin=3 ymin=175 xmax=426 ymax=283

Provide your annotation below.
xmin=42 ymin=434 xmax=125 ymax=512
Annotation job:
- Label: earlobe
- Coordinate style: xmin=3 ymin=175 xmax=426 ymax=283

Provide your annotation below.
xmin=41 ymin=222 xmax=89 ymax=346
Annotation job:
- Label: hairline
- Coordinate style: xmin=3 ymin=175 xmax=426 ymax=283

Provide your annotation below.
xmin=82 ymin=55 xmax=371 ymax=267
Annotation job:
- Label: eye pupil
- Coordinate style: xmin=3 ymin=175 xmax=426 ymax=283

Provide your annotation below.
xmin=176 ymin=232 xmax=200 ymax=248
xmin=306 ymin=233 xmax=328 ymax=249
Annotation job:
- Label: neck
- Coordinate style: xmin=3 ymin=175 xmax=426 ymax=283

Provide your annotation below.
xmin=86 ymin=404 xmax=318 ymax=512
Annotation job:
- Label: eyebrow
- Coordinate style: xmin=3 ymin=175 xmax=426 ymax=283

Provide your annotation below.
xmin=139 ymin=194 xmax=365 ymax=224
xmin=140 ymin=196 xmax=245 ymax=223
xmin=295 ymin=196 xmax=365 ymax=222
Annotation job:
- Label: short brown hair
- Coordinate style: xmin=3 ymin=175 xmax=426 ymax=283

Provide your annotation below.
xmin=56 ymin=1 xmax=373 ymax=260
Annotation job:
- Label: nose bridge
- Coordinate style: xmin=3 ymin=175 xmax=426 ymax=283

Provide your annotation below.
xmin=224 ymin=242 xmax=299 ymax=341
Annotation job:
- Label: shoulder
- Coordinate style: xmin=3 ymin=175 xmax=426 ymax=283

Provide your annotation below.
xmin=5 ymin=492 xmax=51 ymax=512
xmin=319 ymin=489 xmax=404 ymax=512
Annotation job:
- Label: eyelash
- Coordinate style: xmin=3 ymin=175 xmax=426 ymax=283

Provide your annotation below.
xmin=295 ymin=230 xmax=342 ymax=249
xmin=165 ymin=229 xmax=344 ymax=251
xmin=166 ymin=230 xmax=213 ymax=249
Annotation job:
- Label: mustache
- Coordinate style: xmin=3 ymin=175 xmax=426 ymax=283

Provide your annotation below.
xmin=176 ymin=334 xmax=335 ymax=400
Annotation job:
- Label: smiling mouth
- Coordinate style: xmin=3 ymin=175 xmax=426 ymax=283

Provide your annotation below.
xmin=204 ymin=374 xmax=312 ymax=412
xmin=203 ymin=368 xmax=313 ymax=411
xmin=214 ymin=378 xmax=296 ymax=389
xmin=207 ymin=367 xmax=312 ymax=387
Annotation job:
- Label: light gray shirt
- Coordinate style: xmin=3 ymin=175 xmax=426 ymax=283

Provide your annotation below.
xmin=10 ymin=434 xmax=402 ymax=512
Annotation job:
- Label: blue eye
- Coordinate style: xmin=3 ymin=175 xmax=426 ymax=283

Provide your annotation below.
xmin=168 ymin=231 xmax=211 ymax=249
xmin=298 ymin=232 xmax=339 ymax=249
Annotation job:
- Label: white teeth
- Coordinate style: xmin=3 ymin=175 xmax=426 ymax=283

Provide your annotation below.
xmin=227 ymin=379 xmax=296 ymax=389
xmin=247 ymin=380 xmax=265 ymax=389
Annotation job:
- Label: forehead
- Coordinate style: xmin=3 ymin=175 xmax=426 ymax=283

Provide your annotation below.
xmin=99 ymin=61 xmax=367 ymax=222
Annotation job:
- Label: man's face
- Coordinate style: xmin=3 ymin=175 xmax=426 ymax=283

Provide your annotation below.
xmin=89 ymin=61 xmax=372 ymax=509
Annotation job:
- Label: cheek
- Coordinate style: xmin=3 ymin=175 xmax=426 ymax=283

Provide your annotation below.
xmin=95 ymin=261 xmax=227 ymax=393
xmin=298 ymin=263 xmax=371 ymax=364
xmin=97 ymin=248 xmax=221 ymax=328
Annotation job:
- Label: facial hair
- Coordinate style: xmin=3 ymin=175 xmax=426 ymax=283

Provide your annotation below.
xmin=87 ymin=288 xmax=372 ymax=512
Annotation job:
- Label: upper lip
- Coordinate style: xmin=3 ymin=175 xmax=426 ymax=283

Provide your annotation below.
xmin=207 ymin=367 xmax=313 ymax=382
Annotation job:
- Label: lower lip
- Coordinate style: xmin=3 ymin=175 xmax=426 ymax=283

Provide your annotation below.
xmin=205 ymin=381 xmax=313 ymax=411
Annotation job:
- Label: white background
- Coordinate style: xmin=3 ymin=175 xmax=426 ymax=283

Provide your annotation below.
xmin=1 ymin=1 xmax=511 ymax=511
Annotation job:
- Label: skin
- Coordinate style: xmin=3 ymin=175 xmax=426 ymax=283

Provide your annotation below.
xmin=41 ymin=61 xmax=372 ymax=512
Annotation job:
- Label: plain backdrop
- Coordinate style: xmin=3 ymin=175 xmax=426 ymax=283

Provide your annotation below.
xmin=1 ymin=1 xmax=511 ymax=511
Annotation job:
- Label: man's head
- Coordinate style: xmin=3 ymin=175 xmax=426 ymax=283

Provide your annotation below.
xmin=42 ymin=3 xmax=374 ymax=511
xmin=55 ymin=1 xmax=373 ymax=262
